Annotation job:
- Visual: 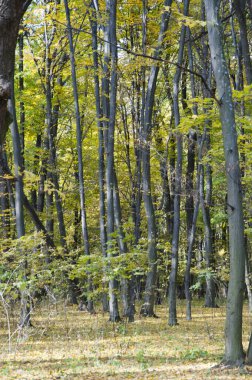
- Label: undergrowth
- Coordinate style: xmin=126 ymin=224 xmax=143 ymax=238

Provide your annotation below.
xmin=0 ymin=300 xmax=251 ymax=379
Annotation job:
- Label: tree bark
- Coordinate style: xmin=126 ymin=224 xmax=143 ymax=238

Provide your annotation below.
xmin=233 ymin=0 xmax=252 ymax=85
xmin=89 ymin=1 xmax=108 ymax=312
xmin=140 ymin=0 xmax=172 ymax=317
xmin=205 ymin=0 xmax=246 ymax=365
xmin=168 ymin=0 xmax=189 ymax=326
xmin=0 ymin=0 xmax=31 ymax=144
xmin=64 ymin=0 xmax=94 ymax=313
xmin=9 ymin=87 xmax=31 ymax=328
xmin=102 ymin=0 xmax=121 ymax=322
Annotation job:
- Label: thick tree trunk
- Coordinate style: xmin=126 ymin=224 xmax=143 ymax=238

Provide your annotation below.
xmin=0 ymin=1 xmax=31 ymax=144
xmin=205 ymin=0 xmax=246 ymax=365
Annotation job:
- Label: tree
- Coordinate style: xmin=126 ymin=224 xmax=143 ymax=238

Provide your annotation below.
xmin=0 ymin=0 xmax=31 ymax=144
xmin=168 ymin=0 xmax=189 ymax=326
xmin=64 ymin=0 xmax=94 ymax=312
xmin=140 ymin=0 xmax=172 ymax=317
xmin=204 ymin=0 xmax=246 ymax=365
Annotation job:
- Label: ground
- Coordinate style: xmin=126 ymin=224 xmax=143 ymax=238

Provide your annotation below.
xmin=0 ymin=300 xmax=251 ymax=379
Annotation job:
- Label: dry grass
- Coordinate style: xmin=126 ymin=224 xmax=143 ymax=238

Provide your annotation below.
xmin=0 ymin=300 xmax=251 ymax=379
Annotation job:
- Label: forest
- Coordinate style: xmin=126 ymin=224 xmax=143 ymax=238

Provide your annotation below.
xmin=0 ymin=0 xmax=252 ymax=378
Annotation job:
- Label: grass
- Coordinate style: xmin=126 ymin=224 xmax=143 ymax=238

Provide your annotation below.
xmin=0 ymin=300 xmax=251 ymax=379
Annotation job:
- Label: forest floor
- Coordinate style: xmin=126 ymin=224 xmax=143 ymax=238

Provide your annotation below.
xmin=0 ymin=300 xmax=252 ymax=379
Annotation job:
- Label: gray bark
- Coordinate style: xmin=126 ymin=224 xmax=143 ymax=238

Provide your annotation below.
xmin=168 ymin=0 xmax=189 ymax=326
xmin=184 ymin=132 xmax=206 ymax=320
xmin=199 ymin=161 xmax=216 ymax=308
xmin=233 ymin=0 xmax=252 ymax=85
xmin=18 ymin=30 xmax=25 ymax=164
xmin=140 ymin=0 xmax=172 ymax=317
xmin=184 ymin=31 xmax=197 ymax=320
xmin=205 ymin=0 xmax=246 ymax=365
xmin=0 ymin=0 xmax=31 ymax=144
xmin=106 ymin=0 xmax=121 ymax=322
xmin=9 ymin=87 xmax=31 ymax=328
xmin=113 ymin=170 xmax=135 ymax=322
xmin=247 ymin=333 xmax=252 ymax=364
xmin=64 ymin=0 xmax=94 ymax=313
xmin=89 ymin=2 xmax=108 ymax=312
xmin=0 ymin=150 xmax=10 ymax=240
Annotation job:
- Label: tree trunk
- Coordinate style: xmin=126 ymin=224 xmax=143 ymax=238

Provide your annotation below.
xmin=0 ymin=148 xmax=10 ymax=240
xmin=89 ymin=2 xmax=108 ymax=312
xmin=0 ymin=0 xmax=31 ymax=144
xmin=233 ymin=0 xmax=252 ymax=85
xmin=246 ymin=333 xmax=252 ymax=364
xmin=64 ymin=0 xmax=94 ymax=313
xmin=18 ymin=29 xmax=25 ymax=164
xmin=113 ymin=170 xmax=135 ymax=322
xmin=184 ymin=132 xmax=206 ymax=320
xmin=103 ymin=0 xmax=121 ymax=322
xmin=168 ymin=0 xmax=189 ymax=326
xmin=199 ymin=162 xmax=216 ymax=308
xmin=10 ymin=88 xmax=31 ymax=328
xmin=140 ymin=0 xmax=172 ymax=317
xmin=205 ymin=0 xmax=246 ymax=365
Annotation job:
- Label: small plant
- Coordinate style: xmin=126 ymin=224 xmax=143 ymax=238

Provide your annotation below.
xmin=181 ymin=347 xmax=208 ymax=360
xmin=116 ymin=323 xmax=127 ymax=335
xmin=136 ymin=349 xmax=149 ymax=370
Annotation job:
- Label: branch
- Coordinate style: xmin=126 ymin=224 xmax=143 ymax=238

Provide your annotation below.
xmin=23 ymin=196 xmax=55 ymax=249
xmin=53 ymin=19 xmax=218 ymax=101
xmin=22 ymin=0 xmax=32 ymax=14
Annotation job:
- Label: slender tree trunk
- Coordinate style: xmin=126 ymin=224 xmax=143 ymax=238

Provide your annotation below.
xmin=64 ymin=0 xmax=94 ymax=313
xmin=205 ymin=0 xmax=246 ymax=365
xmin=245 ymin=251 xmax=252 ymax=312
xmin=113 ymin=170 xmax=135 ymax=321
xmin=10 ymin=88 xmax=31 ymax=328
xmin=140 ymin=0 xmax=172 ymax=317
xmin=18 ymin=29 xmax=25 ymax=164
xmin=0 ymin=148 xmax=10 ymax=240
xmin=168 ymin=0 xmax=189 ymax=326
xmin=89 ymin=2 xmax=108 ymax=312
xmin=247 ymin=333 xmax=252 ymax=364
xmin=104 ymin=0 xmax=121 ymax=322
xmin=184 ymin=133 xmax=206 ymax=320
xmin=229 ymin=2 xmax=243 ymax=91
xmin=184 ymin=30 xmax=197 ymax=320
xmin=199 ymin=161 xmax=216 ymax=308
xmin=184 ymin=182 xmax=200 ymax=320
xmin=233 ymin=0 xmax=252 ymax=85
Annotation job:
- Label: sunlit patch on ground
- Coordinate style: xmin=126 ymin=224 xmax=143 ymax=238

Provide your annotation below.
xmin=0 ymin=301 xmax=251 ymax=379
